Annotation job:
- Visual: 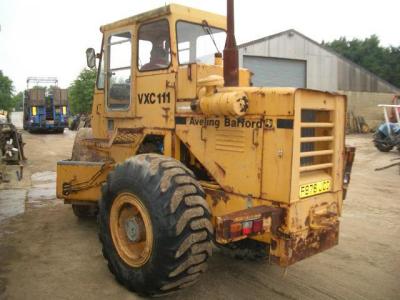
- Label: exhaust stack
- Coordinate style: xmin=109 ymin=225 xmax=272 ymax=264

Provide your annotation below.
xmin=223 ymin=0 xmax=239 ymax=87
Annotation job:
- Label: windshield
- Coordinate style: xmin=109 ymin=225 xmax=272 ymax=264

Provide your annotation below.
xmin=177 ymin=21 xmax=226 ymax=65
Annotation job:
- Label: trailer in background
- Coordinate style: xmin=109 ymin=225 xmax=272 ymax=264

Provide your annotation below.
xmin=23 ymin=77 xmax=69 ymax=133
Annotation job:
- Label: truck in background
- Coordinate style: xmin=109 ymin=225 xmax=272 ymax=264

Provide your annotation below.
xmin=23 ymin=77 xmax=69 ymax=133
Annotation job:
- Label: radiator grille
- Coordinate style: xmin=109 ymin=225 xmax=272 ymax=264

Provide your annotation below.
xmin=300 ymin=109 xmax=334 ymax=173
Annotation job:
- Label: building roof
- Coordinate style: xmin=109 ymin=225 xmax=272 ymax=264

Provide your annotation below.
xmin=239 ymin=29 xmax=400 ymax=92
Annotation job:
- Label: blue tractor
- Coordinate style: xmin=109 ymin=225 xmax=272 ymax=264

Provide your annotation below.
xmin=23 ymin=77 xmax=69 ymax=133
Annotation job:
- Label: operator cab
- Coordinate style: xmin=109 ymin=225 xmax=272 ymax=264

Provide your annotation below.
xmin=86 ymin=4 xmax=242 ymax=138
xmin=92 ymin=4 xmax=228 ymax=73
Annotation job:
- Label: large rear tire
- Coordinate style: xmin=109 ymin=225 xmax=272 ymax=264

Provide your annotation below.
xmin=99 ymin=154 xmax=213 ymax=296
xmin=71 ymin=128 xmax=102 ymax=161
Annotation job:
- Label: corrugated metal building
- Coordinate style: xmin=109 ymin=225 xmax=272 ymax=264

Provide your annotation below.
xmin=238 ymin=29 xmax=400 ymax=128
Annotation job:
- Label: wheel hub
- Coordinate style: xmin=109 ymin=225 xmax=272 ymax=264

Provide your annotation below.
xmin=109 ymin=193 xmax=153 ymax=267
xmin=124 ymin=216 xmax=145 ymax=242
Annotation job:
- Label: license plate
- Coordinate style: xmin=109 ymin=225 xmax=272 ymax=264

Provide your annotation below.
xmin=47 ymin=120 xmax=54 ymax=125
xmin=299 ymin=180 xmax=331 ymax=198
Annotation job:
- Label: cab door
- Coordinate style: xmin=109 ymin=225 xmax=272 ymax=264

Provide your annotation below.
xmin=102 ymin=27 xmax=136 ymax=136
xmin=135 ymin=19 xmax=175 ymax=129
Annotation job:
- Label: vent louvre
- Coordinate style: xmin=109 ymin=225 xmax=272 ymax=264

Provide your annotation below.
xmin=215 ymin=128 xmax=245 ymax=152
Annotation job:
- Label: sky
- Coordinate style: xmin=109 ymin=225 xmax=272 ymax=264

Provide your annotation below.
xmin=0 ymin=0 xmax=399 ymax=92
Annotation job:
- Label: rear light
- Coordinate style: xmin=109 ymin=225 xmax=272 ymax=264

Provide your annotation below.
xmin=242 ymin=221 xmax=253 ymax=235
xmin=230 ymin=222 xmax=242 ymax=238
xmin=215 ymin=206 xmax=283 ymax=244
xmin=229 ymin=219 xmax=265 ymax=239
xmin=252 ymin=219 xmax=263 ymax=233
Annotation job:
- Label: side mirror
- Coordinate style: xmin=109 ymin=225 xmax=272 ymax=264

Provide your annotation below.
xmin=86 ymin=48 xmax=96 ymax=69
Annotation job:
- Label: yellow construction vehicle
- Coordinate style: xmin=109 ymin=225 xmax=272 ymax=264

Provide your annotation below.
xmin=56 ymin=1 xmax=355 ymax=296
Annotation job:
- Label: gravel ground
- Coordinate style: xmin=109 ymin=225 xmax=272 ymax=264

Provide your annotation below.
xmin=0 ymin=132 xmax=399 ymax=300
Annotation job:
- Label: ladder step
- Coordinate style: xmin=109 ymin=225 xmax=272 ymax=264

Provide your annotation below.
xmin=301 ymin=122 xmax=334 ymax=128
xmin=300 ymin=150 xmax=334 ymax=157
xmin=301 ymin=136 xmax=333 ymax=143
xmin=300 ymin=163 xmax=333 ymax=172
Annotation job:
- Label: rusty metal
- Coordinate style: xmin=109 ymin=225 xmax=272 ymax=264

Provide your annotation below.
xmin=278 ymin=222 xmax=339 ymax=266
xmin=343 ymin=146 xmax=356 ymax=199
xmin=216 ymin=205 xmax=283 ymax=244
xmin=71 ymin=128 xmax=105 ymax=161
xmin=309 ymin=202 xmax=338 ymax=230
xmin=110 ymin=128 xmax=144 ymax=145
xmin=223 ymin=0 xmax=239 ymax=87
xmin=205 ymin=187 xmax=229 ymax=206
xmin=214 ymin=52 xmax=223 ymax=66
xmin=88 ymin=128 xmax=144 ymax=148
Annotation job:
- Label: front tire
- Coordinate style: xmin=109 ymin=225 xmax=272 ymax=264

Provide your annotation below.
xmin=99 ymin=154 xmax=213 ymax=296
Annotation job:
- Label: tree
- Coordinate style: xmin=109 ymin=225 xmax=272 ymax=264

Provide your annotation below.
xmin=68 ymin=68 xmax=97 ymax=114
xmin=323 ymin=35 xmax=400 ymax=88
xmin=12 ymin=92 xmax=23 ymax=111
xmin=0 ymin=70 xmax=15 ymax=112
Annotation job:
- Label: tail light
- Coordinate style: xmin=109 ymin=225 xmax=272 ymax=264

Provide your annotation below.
xmin=252 ymin=219 xmax=263 ymax=233
xmin=230 ymin=222 xmax=242 ymax=238
xmin=216 ymin=206 xmax=283 ymax=244
xmin=242 ymin=221 xmax=253 ymax=235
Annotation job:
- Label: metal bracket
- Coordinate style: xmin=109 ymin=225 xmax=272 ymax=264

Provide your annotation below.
xmin=201 ymin=126 xmax=207 ymax=142
xmin=62 ymin=162 xmax=113 ymax=196
xmin=166 ymin=80 xmax=175 ymax=89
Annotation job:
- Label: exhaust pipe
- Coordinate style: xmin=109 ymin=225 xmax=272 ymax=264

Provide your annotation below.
xmin=223 ymin=0 xmax=239 ymax=87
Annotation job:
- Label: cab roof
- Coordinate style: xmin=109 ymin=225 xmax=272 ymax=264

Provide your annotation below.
xmin=100 ymin=4 xmax=226 ymax=32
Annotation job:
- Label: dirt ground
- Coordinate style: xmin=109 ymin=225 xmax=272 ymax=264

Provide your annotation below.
xmin=0 ymin=131 xmax=399 ymax=300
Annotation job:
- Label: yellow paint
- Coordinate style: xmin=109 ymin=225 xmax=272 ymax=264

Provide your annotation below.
xmin=56 ymin=162 xmax=112 ymax=201
xmin=56 ymin=4 xmax=349 ymax=267
xmin=32 ymin=106 xmax=37 ymax=116
xmin=198 ymin=90 xmax=248 ymax=116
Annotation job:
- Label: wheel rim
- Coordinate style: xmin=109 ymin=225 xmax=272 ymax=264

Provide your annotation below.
xmin=110 ymin=193 xmax=153 ymax=267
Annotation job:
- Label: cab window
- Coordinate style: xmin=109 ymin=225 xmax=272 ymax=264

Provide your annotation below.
xmin=138 ymin=19 xmax=171 ymax=71
xmin=107 ymin=32 xmax=131 ymax=110
xmin=177 ymin=21 xmax=226 ymax=65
